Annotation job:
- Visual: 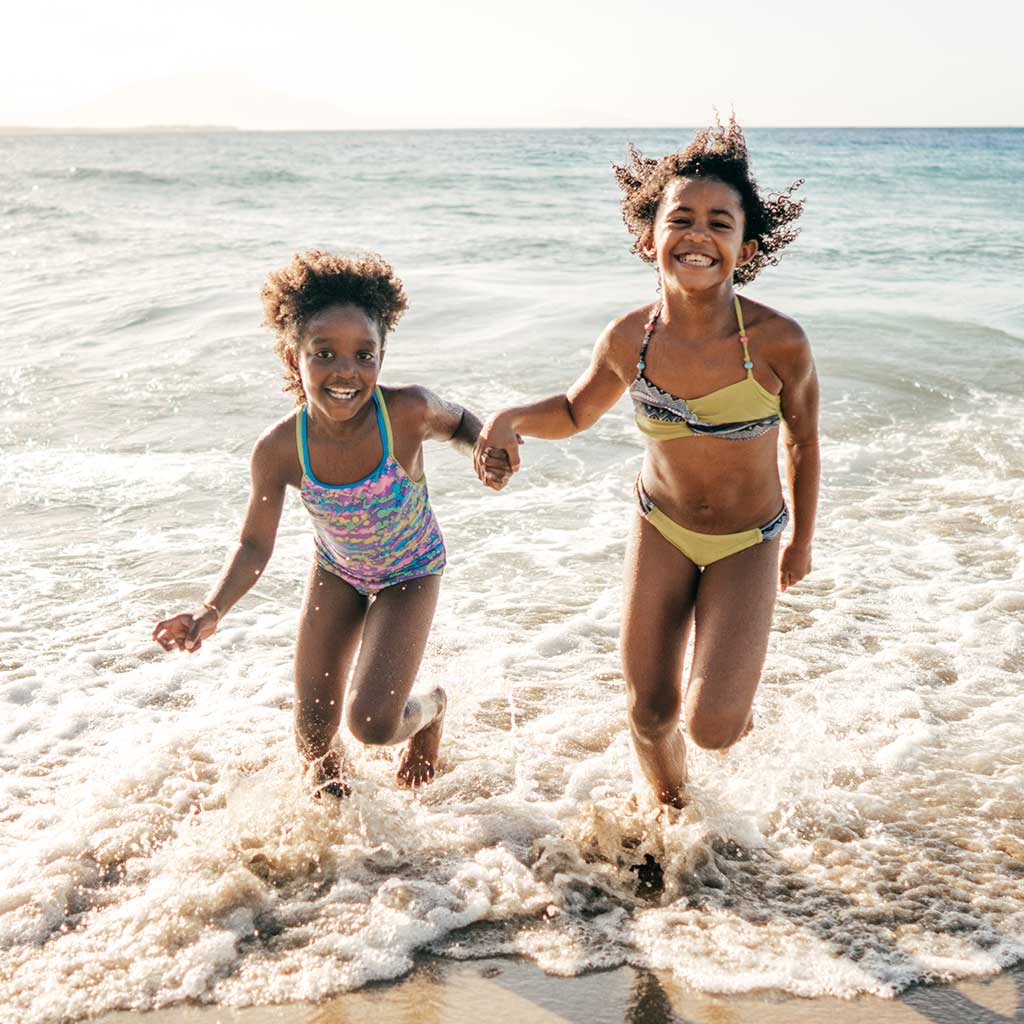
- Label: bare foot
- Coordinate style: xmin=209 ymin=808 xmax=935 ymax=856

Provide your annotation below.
xmin=396 ymin=687 xmax=446 ymax=788
xmin=309 ymin=748 xmax=350 ymax=799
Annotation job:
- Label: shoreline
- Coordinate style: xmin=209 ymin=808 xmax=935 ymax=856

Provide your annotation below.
xmin=90 ymin=957 xmax=1024 ymax=1024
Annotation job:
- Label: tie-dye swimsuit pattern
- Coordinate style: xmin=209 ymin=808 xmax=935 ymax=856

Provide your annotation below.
xmin=295 ymin=387 xmax=446 ymax=596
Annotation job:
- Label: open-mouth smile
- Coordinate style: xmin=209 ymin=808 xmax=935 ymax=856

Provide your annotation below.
xmin=674 ymin=252 xmax=718 ymax=268
xmin=324 ymin=385 xmax=360 ymax=401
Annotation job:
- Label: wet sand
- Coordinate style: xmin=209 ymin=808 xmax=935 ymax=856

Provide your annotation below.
xmin=93 ymin=958 xmax=1024 ymax=1024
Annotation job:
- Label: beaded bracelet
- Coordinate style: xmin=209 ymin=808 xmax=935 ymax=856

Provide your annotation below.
xmin=201 ymin=601 xmax=221 ymax=621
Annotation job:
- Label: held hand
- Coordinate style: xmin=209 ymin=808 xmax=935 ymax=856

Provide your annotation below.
xmin=152 ymin=606 xmax=219 ymax=653
xmin=779 ymin=542 xmax=812 ymax=592
xmin=473 ymin=414 xmax=522 ymax=490
xmin=480 ymin=447 xmax=515 ymax=491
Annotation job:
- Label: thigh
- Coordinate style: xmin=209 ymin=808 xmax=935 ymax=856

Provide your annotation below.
xmin=347 ymin=574 xmax=441 ymax=726
xmin=294 ymin=561 xmax=368 ymax=707
xmin=621 ymin=512 xmax=701 ymax=710
xmin=686 ymin=535 xmax=780 ymax=730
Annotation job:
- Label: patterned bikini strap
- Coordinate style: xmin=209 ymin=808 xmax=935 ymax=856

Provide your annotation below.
xmin=635 ymin=304 xmax=661 ymax=376
xmin=735 ymin=296 xmax=755 ymax=375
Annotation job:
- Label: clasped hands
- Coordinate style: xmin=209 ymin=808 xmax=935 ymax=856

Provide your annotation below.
xmin=473 ymin=415 xmax=522 ymax=491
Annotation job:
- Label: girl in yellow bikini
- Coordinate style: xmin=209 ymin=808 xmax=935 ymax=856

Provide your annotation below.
xmin=474 ymin=118 xmax=819 ymax=807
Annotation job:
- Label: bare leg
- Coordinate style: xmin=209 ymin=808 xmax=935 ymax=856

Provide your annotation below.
xmin=294 ymin=562 xmax=368 ymax=793
xmin=621 ymin=513 xmax=701 ymax=807
xmin=345 ymin=574 xmax=446 ymax=788
xmin=685 ymin=536 xmax=781 ymax=750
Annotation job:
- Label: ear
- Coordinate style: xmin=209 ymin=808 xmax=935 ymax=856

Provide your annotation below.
xmin=640 ymin=232 xmax=657 ymax=261
xmin=737 ymin=239 xmax=758 ymax=267
xmin=284 ymin=348 xmax=298 ymax=372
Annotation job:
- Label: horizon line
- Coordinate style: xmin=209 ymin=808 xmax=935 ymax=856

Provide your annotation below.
xmin=2 ymin=123 xmax=1023 ymax=135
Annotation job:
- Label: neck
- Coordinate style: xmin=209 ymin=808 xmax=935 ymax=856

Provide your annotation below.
xmin=659 ymin=280 xmax=737 ymax=332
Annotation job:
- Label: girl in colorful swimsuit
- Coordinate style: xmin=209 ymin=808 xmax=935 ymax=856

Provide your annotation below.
xmin=475 ymin=118 xmax=819 ymax=807
xmin=154 ymin=250 xmax=510 ymax=795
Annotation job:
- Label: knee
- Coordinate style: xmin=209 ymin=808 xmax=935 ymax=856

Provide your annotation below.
xmin=684 ymin=705 xmax=747 ymax=751
xmin=346 ymin=706 xmax=397 ymax=746
xmin=628 ymin=689 xmax=682 ymax=744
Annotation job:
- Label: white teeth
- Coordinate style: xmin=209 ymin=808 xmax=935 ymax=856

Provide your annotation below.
xmin=326 ymin=387 xmax=357 ymax=399
xmin=679 ymin=254 xmax=714 ymax=266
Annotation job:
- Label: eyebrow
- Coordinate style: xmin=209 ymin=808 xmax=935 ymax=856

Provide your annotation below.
xmin=667 ymin=205 xmax=736 ymax=219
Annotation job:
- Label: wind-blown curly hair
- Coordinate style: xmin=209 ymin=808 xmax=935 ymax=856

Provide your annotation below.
xmin=613 ymin=116 xmax=804 ymax=286
xmin=261 ymin=249 xmax=408 ymax=403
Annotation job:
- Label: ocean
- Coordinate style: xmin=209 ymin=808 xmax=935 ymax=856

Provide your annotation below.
xmin=0 ymin=127 xmax=1022 ymax=1023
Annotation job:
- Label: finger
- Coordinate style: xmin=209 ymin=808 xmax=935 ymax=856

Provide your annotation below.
xmin=184 ymin=618 xmax=202 ymax=651
xmin=506 ymin=444 xmax=520 ymax=473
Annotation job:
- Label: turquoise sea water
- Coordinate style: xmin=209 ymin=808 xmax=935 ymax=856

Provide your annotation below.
xmin=0 ymin=128 xmax=1022 ymax=1022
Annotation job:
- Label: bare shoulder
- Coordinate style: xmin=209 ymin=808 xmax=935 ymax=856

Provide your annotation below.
xmin=739 ymin=297 xmax=811 ymax=366
xmin=597 ymin=304 xmax=655 ymax=381
xmin=380 ymin=383 xmax=464 ymax=444
xmin=379 ymin=383 xmax=432 ymax=426
xmin=252 ymin=410 xmax=301 ymax=484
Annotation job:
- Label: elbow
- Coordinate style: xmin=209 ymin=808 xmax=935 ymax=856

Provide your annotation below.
xmin=563 ymin=396 xmax=583 ymax=436
xmin=240 ymin=538 xmax=273 ymax=568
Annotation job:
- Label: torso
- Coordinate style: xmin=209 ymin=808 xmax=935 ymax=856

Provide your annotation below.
xmin=611 ymin=297 xmax=793 ymax=533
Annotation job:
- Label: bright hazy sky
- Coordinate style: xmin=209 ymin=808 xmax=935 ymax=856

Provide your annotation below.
xmin=3 ymin=0 xmax=1020 ymax=128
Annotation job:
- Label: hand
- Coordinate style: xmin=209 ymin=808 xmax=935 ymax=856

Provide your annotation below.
xmin=152 ymin=606 xmax=219 ymax=653
xmin=480 ymin=446 xmax=515 ymax=491
xmin=779 ymin=542 xmax=812 ymax=592
xmin=474 ymin=413 xmax=522 ymax=490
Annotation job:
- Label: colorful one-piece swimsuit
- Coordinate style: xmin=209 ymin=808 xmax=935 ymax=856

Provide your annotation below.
xmin=296 ymin=387 xmax=446 ymax=596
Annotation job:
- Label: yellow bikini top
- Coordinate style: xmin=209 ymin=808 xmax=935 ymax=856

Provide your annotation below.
xmin=629 ymin=296 xmax=782 ymax=441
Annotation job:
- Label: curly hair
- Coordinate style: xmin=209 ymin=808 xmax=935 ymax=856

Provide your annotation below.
xmin=613 ymin=116 xmax=804 ymax=286
xmin=261 ymin=249 xmax=408 ymax=402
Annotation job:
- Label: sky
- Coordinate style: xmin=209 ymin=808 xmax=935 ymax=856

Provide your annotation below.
xmin=2 ymin=0 xmax=1021 ymax=129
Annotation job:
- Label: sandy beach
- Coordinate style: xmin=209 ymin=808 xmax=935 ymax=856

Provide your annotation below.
xmin=91 ymin=958 xmax=1024 ymax=1024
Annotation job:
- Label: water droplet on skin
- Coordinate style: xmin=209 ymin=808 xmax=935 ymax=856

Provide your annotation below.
xmin=366 ymin=716 xmax=372 ymax=722
xmin=315 ymin=606 xmax=319 ymax=611
xmin=261 ymin=496 xmax=267 ymax=502
xmin=329 ymin=700 xmax=335 ymax=706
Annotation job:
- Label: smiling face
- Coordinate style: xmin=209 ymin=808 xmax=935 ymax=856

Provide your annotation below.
xmin=647 ymin=176 xmax=758 ymax=293
xmin=290 ymin=303 xmax=383 ymax=422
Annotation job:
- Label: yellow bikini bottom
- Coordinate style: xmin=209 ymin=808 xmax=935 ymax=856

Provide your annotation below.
xmin=635 ymin=478 xmax=788 ymax=569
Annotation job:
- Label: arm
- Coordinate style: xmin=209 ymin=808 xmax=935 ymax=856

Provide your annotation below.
xmin=411 ymin=387 xmax=513 ymax=488
xmin=152 ymin=430 xmax=289 ymax=653
xmin=776 ymin=326 xmax=820 ymax=592
xmin=473 ymin=321 xmax=631 ymax=485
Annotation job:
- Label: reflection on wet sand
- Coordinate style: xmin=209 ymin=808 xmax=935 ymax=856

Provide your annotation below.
xmin=93 ymin=958 xmax=1024 ymax=1024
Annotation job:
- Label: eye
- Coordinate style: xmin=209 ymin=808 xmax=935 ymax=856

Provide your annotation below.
xmin=712 ymin=222 xmax=730 ymax=230
xmin=357 ymin=350 xmax=377 ymax=362
xmin=314 ymin=349 xmax=333 ymax=360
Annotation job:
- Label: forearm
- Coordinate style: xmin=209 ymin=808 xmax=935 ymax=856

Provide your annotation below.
xmin=448 ymin=407 xmax=483 ymax=456
xmin=204 ymin=540 xmax=273 ymax=618
xmin=785 ymin=440 xmax=820 ymax=547
xmin=496 ymin=394 xmax=580 ymax=440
